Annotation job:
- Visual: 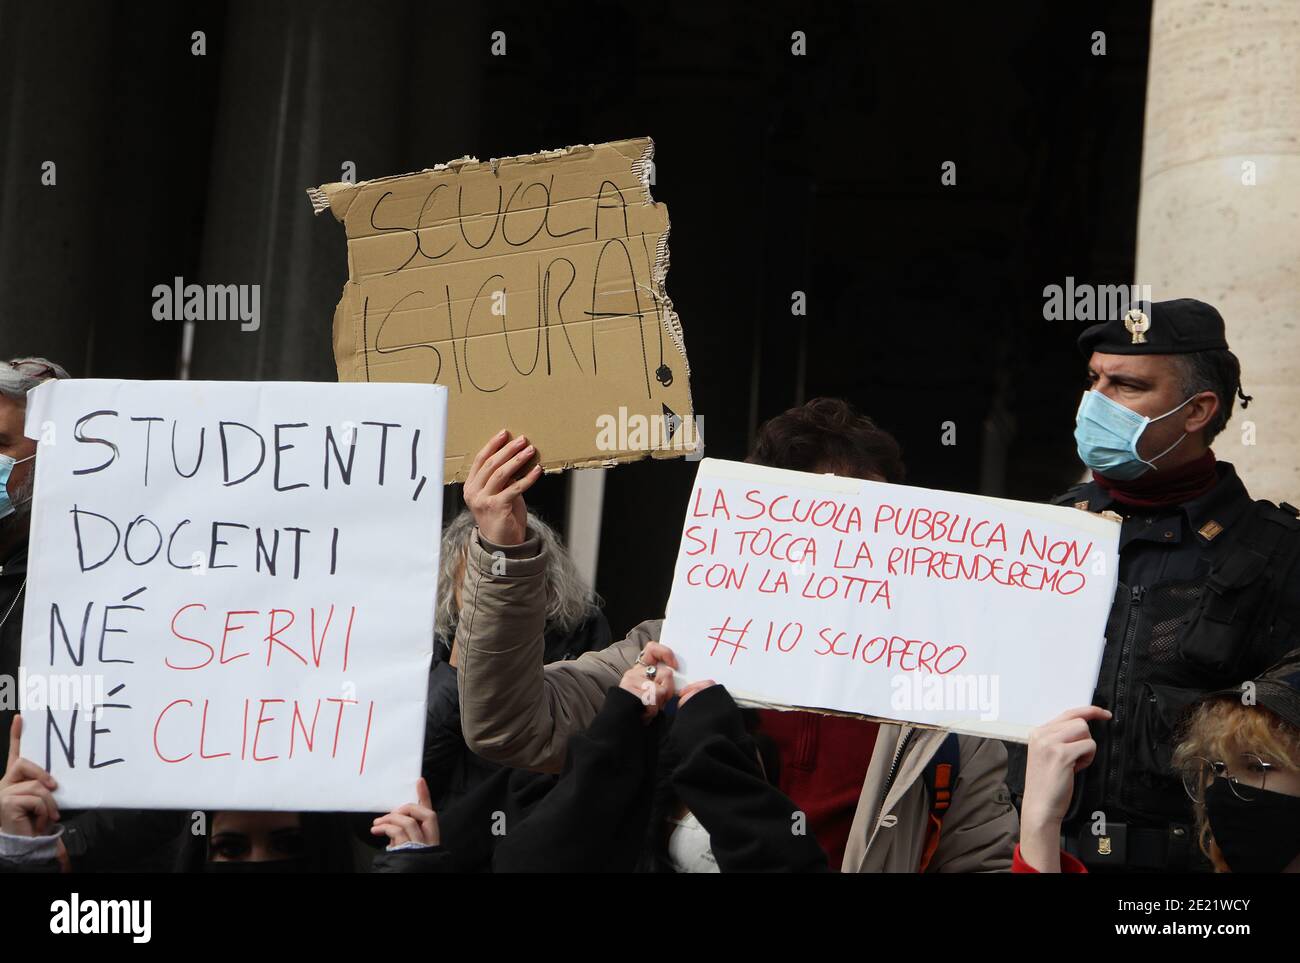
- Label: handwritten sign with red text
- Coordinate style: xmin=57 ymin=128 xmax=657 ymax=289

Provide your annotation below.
xmin=19 ymin=380 xmax=445 ymax=810
xmin=659 ymin=459 xmax=1120 ymax=741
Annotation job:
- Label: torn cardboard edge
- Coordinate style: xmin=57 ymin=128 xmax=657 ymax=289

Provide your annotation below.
xmin=543 ymin=446 xmax=704 ymax=475
xmin=310 ymin=140 xmax=687 ymax=381
xmin=306 ymin=140 xmax=654 ymax=222
xmin=310 ymin=137 xmax=694 ymax=484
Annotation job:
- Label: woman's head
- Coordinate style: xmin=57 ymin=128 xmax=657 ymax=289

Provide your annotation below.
xmin=1173 ymin=655 xmax=1300 ymax=872
xmin=747 ymin=397 xmax=905 ymax=483
xmin=175 ymin=810 xmax=358 ymax=872
xmin=435 ymin=509 xmax=601 ymax=639
xmin=208 ymin=811 xmax=306 ymax=864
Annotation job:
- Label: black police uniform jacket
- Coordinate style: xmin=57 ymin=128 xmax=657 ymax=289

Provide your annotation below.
xmin=1006 ymin=460 xmax=1300 ymax=868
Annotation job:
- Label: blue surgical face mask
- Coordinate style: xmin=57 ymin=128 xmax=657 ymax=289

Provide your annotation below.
xmin=0 ymin=452 xmax=34 ymax=519
xmin=1074 ymin=389 xmax=1195 ymax=480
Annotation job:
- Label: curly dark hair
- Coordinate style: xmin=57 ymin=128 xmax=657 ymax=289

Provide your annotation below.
xmin=747 ymin=397 xmax=906 ymax=483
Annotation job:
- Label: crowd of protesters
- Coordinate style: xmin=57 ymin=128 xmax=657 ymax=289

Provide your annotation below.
xmin=3 ymin=298 xmax=1300 ymax=874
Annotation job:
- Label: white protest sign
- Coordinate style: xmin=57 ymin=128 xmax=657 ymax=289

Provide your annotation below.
xmin=19 ymin=380 xmax=445 ymax=811
xmin=659 ymin=458 xmax=1120 ymax=741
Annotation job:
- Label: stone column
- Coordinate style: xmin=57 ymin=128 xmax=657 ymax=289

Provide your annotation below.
xmin=1136 ymin=0 xmax=1300 ymax=499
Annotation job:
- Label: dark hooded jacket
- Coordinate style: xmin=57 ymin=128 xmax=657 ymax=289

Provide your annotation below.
xmin=377 ymin=682 xmax=825 ymax=873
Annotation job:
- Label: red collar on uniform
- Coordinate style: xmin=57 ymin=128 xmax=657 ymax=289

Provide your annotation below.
xmin=1092 ymin=450 xmax=1219 ymax=509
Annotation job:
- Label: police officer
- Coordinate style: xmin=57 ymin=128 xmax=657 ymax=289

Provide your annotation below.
xmin=1008 ymin=298 xmax=1300 ymax=871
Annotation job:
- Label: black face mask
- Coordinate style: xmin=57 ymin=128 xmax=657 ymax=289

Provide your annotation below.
xmin=203 ymin=856 xmax=310 ymax=874
xmin=1204 ymin=779 xmax=1300 ymax=873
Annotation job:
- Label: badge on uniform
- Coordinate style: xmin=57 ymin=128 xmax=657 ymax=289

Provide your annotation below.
xmin=1123 ymin=308 xmax=1150 ymax=345
xmin=1080 ymin=823 xmax=1128 ymax=866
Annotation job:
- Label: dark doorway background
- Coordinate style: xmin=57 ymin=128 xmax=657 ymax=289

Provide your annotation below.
xmin=0 ymin=0 xmax=1151 ymax=638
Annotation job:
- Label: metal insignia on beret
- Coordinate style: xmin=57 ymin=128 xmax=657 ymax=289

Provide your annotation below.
xmin=1123 ymin=308 xmax=1150 ymax=345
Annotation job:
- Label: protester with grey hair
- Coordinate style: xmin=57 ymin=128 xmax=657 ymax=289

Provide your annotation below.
xmin=0 ymin=357 xmax=187 ymax=873
xmin=0 ymin=358 xmax=70 ymax=765
xmin=423 ymin=509 xmax=610 ymax=811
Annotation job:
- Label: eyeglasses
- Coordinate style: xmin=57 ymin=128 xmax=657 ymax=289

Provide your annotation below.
xmin=1180 ymin=753 xmax=1275 ymax=802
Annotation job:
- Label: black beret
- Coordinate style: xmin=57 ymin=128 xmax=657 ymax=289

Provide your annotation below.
xmin=1077 ymin=298 xmax=1230 ymax=356
xmin=1204 ymin=647 xmax=1300 ymax=733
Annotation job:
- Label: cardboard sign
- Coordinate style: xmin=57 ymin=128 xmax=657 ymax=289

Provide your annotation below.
xmin=309 ymin=137 xmax=697 ymax=483
xmin=19 ymin=380 xmax=445 ymax=811
xmin=659 ymin=459 xmax=1121 ymax=742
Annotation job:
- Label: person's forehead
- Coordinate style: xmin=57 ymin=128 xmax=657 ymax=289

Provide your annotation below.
xmin=1087 ymin=351 xmax=1178 ymax=380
